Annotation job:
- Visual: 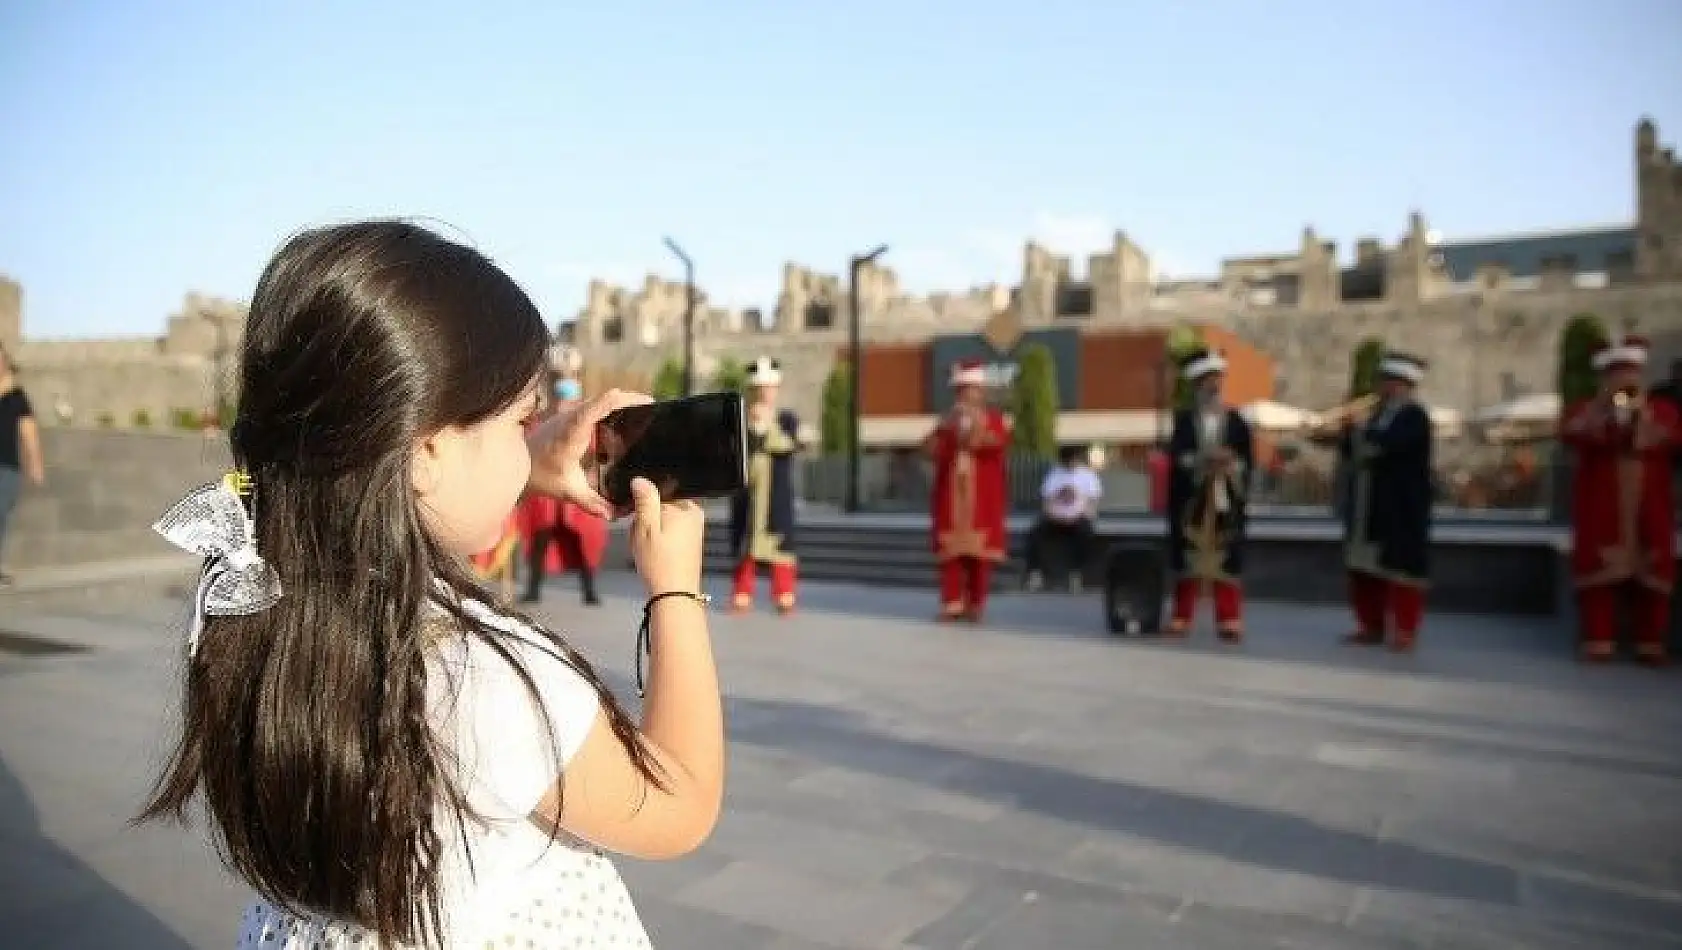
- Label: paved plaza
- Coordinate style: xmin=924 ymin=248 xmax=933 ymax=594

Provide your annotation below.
xmin=4 ymin=569 xmax=1682 ymax=948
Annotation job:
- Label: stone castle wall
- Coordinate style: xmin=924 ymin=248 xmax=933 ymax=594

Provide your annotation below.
xmin=574 ymin=281 xmax=1682 ymax=429
xmin=11 ymin=291 xmax=242 ymax=427
xmin=6 ymin=427 xmax=228 ymax=569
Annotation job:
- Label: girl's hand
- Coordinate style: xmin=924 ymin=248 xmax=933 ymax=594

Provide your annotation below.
xmin=527 ymin=388 xmax=652 ymax=518
xmin=628 ymin=477 xmax=705 ymax=594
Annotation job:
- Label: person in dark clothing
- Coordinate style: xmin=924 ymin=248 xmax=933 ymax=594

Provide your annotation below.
xmin=1649 ymin=358 xmax=1682 ymax=410
xmin=1164 ymin=347 xmax=1255 ymax=641
xmin=0 ymin=344 xmax=47 ymax=586
xmin=1650 ymin=359 xmax=1682 ymax=478
xmin=1337 ymin=351 xmax=1434 ymax=653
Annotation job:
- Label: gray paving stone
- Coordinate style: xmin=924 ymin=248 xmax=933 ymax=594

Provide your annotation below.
xmin=672 ymin=860 xmax=961 ymax=948
xmin=634 ymin=895 xmax=812 ymax=950
xmin=700 ymin=807 xmax=931 ymax=884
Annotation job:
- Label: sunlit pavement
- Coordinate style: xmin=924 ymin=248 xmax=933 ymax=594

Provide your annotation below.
xmin=4 ymin=571 xmax=1682 ymax=948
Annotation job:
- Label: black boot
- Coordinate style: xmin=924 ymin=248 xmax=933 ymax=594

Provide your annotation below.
xmin=580 ymin=568 xmax=600 ymax=607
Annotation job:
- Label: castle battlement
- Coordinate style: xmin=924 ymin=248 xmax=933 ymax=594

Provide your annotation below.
xmin=568 ymin=119 xmax=1678 ymax=354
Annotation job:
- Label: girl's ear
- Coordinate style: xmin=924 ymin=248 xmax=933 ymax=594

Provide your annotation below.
xmin=411 ymin=433 xmax=441 ymax=497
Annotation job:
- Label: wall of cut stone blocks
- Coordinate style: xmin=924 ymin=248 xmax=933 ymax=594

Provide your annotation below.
xmin=5 ymin=428 xmax=229 ymax=569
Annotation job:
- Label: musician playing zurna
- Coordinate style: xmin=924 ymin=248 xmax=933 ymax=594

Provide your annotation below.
xmin=924 ymin=359 xmax=1011 ymax=623
xmin=1560 ymin=334 xmax=1680 ymax=665
xmin=1165 ymin=345 xmax=1254 ymax=641
xmin=1335 ymin=351 xmax=1433 ymax=652
xmin=728 ymin=356 xmax=806 ymax=615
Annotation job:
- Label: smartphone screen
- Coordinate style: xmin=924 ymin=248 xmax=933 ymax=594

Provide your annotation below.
xmin=594 ymin=392 xmax=748 ymax=510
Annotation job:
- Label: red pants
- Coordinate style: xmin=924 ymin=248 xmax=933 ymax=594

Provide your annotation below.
xmin=1348 ymin=570 xmax=1424 ymax=635
xmin=939 ymin=557 xmax=994 ymax=615
xmin=732 ymin=558 xmax=797 ymax=605
xmin=1171 ymin=579 xmax=1243 ymax=628
xmin=1577 ymin=582 xmax=1671 ymax=653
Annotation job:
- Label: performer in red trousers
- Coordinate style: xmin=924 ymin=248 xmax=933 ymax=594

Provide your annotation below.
xmin=923 ymin=359 xmax=1010 ymax=622
xmin=1335 ymin=351 xmax=1434 ymax=652
xmin=1561 ymin=334 xmax=1680 ymax=665
xmin=1165 ymin=345 xmax=1254 ymax=641
xmin=729 ymin=356 xmax=806 ymax=615
xmin=518 ymin=377 xmax=606 ymax=606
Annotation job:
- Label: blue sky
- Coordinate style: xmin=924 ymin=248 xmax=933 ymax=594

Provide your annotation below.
xmin=3 ymin=0 xmax=1679 ymax=339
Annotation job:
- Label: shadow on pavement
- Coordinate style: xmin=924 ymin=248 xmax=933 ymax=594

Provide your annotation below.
xmin=711 ymin=691 xmax=1682 ymax=943
xmin=669 ymin=572 xmax=1646 ymax=693
xmin=1216 ymin=689 xmax=1682 ymax=783
xmin=0 ymin=753 xmax=193 ymax=949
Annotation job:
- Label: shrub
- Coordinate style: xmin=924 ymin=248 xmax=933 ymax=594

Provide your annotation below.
xmin=1558 ymin=313 xmax=1608 ymax=407
xmin=651 ymin=357 xmax=685 ymax=400
xmin=820 ymin=360 xmax=852 ymax=456
xmin=711 ymin=356 xmax=749 ymax=396
xmin=1348 ymin=338 xmax=1385 ymax=399
xmin=1009 ymin=343 xmax=1059 ymax=460
xmin=1165 ymin=324 xmax=1204 ymax=410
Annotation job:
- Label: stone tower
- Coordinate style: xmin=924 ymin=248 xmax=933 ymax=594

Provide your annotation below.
xmin=1636 ymin=117 xmax=1682 ymax=282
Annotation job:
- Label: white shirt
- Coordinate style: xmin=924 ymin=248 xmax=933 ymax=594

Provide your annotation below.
xmin=237 ymin=597 xmax=651 ymax=949
xmin=1040 ymin=466 xmax=1102 ymax=522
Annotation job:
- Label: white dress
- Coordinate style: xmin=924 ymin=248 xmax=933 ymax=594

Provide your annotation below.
xmin=231 ymin=597 xmax=653 ymax=948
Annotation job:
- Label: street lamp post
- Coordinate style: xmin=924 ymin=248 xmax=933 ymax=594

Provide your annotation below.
xmin=845 ymin=244 xmax=890 ymax=514
xmin=663 ymin=237 xmax=696 ymax=396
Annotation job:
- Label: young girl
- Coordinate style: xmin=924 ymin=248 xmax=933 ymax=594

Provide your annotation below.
xmin=141 ymin=219 xmax=722 ymax=948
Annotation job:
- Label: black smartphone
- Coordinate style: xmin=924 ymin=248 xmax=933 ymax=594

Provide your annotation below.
xmin=593 ymin=392 xmax=748 ymax=511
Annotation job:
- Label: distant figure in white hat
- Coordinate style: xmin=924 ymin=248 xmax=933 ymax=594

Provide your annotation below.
xmin=1164 ymin=345 xmax=1254 ymax=642
xmin=1337 ymin=350 xmax=1434 ymax=653
xmin=728 ymin=357 xmax=806 ymax=615
xmin=922 ymin=359 xmax=1010 ymax=623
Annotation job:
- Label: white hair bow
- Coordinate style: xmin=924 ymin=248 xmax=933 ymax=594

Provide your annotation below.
xmin=152 ymin=479 xmax=283 ymax=657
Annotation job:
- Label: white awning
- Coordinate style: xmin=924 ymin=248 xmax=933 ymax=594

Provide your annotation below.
xmin=1471 ymin=393 xmax=1560 ymax=425
xmin=1239 ymin=400 xmax=1309 ymax=429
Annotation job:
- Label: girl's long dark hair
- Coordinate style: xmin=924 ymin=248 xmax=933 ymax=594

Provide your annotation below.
xmin=137 ymin=220 xmax=662 ymax=948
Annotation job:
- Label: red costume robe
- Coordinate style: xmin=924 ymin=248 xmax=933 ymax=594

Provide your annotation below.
xmin=929 ymin=407 xmax=1010 ymax=617
xmin=1562 ymin=395 xmax=1680 ymax=658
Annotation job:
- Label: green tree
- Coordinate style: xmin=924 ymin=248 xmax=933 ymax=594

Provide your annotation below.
xmin=1348 ymin=337 xmax=1386 ymax=399
xmin=651 ymin=357 xmax=685 ymax=400
xmin=1165 ymin=324 xmax=1204 ymax=410
xmin=1009 ymin=343 xmax=1060 ymax=460
xmin=1558 ymin=313 xmax=1608 ymax=406
xmin=820 ymin=360 xmax=852 ymax=456
xmin=711 ymin=356 xmax=749 ymax=396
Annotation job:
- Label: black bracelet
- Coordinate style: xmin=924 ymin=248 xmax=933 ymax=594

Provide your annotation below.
xmin=635 ymin=591 xmax=711 ymax=697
